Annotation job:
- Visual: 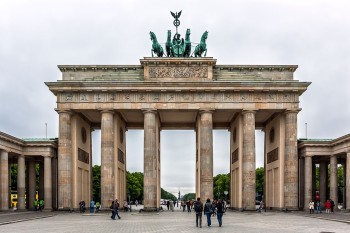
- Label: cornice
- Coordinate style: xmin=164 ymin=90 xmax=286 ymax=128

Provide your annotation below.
xmin=214 ymin=65 xmax=298 ymax=72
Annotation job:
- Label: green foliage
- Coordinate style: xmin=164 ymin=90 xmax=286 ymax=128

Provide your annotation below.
xmin=92 ymin=165 xmax=101 ymax=202
xmin=256 ymin=167 xmax=264 ymax=195
xmin=10 ymin=164 xmax=17 ymax=189
xmin=182 ymin=193 xmax=195 ymax=201
xmin=161 ymin=188 xmax=176 ymax=201
xmin=213 ymin=173 xmax=230 ymax=200
xmin=126 ymin=171 xmax=144 ymax=201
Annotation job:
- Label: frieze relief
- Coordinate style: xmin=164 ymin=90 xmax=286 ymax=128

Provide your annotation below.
xmin=58 ymin=92 xmax=298 ymax=103
xmin=149 ymin=66 xmax=208 ymax=79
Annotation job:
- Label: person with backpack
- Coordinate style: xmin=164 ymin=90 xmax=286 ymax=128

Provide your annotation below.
xmin=194 ymin=197 xmax=203 ymax=228
xmin=204 ymin=198 xmax=212 ymax=227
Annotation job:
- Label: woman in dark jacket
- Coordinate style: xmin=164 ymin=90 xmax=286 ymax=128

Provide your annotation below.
xmin=204 ymin=198 xmax=212 ymax=227
xmin=216 ymin=200 xmax=224 ymax=227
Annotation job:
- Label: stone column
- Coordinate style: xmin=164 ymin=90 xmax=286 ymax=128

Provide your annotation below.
xmin=199 ymin=110 xmax=213 ymax=200
xmin=242 ymin=110 xmax=256 ymax=210
xmin=330 ymin=155 xmax=338 ymax=210
xmin=101 ymin=110 xmax=114 ymax=209
xmin=39 ymin=163 xmax=44 ymax=200
xmin=0 ymin=150 xmax=9 ymax=210
xmin=44 ymin=156 xmax=52 ymax=210
xmin=319 ymin=161 xmax=327 ymax=208
xmin=143 ymin=109 xmax=158 ymax=211
xmin=304 ymin=155 xmax=312 ymax=210
xmin=346 ymin=152 xmax=350 ymax=210
xmin=58 ymin=110 xmax=72 ymax=210
xmin=17 ymin=155 xmax=26 ymax=210
xmin=284 ymin=110 xmax=299 ymax=209
xmin=312 ymin=163 xmax=316 ymax=201
xmin=28 ymin=160 xmax=36 ymax=210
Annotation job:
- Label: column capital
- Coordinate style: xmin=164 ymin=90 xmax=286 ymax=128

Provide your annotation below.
xmin=242 ymin=109 xmax=257 ymax=114
xmin=99 ymin=109 xmax=115 ymax=114
xmin=142 ymin=108 xmax=157 ymax=114
xmin=199 ymin=109 xmax=214 ymax=114
xmin=55 ymin=109 xmax=72 ymax=114
xmin=284 ymin=109 xmax=301 ymax=114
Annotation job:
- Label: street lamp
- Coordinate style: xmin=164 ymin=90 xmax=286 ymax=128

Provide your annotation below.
xmin=224 ymin=191 xmax=228 ymax=201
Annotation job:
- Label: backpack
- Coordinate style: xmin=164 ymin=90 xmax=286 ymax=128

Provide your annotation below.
xmin=194 ymin=201 xmax=202 ymax=212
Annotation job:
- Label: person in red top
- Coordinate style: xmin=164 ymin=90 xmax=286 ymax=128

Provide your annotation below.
xmin=325 ymin=200 xmax=331 ymax=214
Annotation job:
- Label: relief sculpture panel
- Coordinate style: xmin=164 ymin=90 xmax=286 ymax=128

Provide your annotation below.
xmin=58 ymin=92 xmax=298 ymax=104
xmin=149 ymin=66 xmax=208 ymax=79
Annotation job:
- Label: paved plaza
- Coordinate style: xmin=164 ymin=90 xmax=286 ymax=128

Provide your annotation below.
xmin=0 ymin=206 xmax=349 ymax=233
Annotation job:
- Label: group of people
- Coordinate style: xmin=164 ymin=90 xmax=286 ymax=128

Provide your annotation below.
xmin=110 ymin=199 xmax=121 ymax=220
xmin=308 ymin=199 xmax=335 ymax=214
xmin=33 ymin=199 xmax=44 ymax=211
xmin=78 ymin=200 xmax=101 ymax=213
xmin=193 ymin=197 xmax=225 ymax=228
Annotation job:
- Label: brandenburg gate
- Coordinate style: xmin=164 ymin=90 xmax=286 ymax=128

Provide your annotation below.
xmin=46 ymin=57 xmax=310 ymax=211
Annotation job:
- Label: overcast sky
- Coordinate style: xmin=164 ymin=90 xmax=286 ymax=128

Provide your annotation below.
xmin=1 ymin=0 xmax=349 ymax=196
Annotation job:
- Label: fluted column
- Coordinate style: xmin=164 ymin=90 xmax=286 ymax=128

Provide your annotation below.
xmin=57 ymin=110 xmax=72 ymax=210
xmin=17 ymin=155 xmax=26 ymax=210
xmin=346 ymin=152 xmax=350 ymax=210
xmin=28 ymin=160 xmax=36 ymax=209
xmin=0 ymin=150 xmax=9 ymax=210
xmin=143 ymin=109 xmax=158 ymax=211
xmin=319 ymin=161 xmax=327 ymax=208
xmin=101 ymin=110 xmax=114 ymax=209
xmin=44 ymin=156 xmax=52 ymax=210
xmin=330 ymin=155 xmax=338 ymax=210
xmin=304 ymin=156 xmax=312 ymax=210
xmin=242 ymin=110 xmax=256 ymax=210
xmin=284 ymin=110 xmax=299 ymax=209
xmin=199 ymin=110 xmax=213 ymax=200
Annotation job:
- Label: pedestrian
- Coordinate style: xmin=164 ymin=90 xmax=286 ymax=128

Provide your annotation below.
xmin=187 ymin=200 xmax=191 ymax=212
xmin=39 ymin=199 xmax=44 ymax=211
xmin=123 ymin=200 xmax=128 ymax=212
xmin=330 ymin=199 xmax=335 ymax=213
xmin=258 ymin=200 xmax=264 ymax=213
xmin=308 ymin=199 xmax=314 ymax=214
xmin=325 ymin=199 xmax=331 ymax=214
xmin=211 ymin=199 xmax=217 ymax=216
xmin=95 ymin=201 xmax=101 ymax=213
xmin=170 ymin=200 xmax=174 ymax=212
xmin=194 ymin=197 xmax=203 ymax=228
xmin=167 ymin=200 xmax=170 ymax=210
xmin=316 ymin=200 xmax=321 ymax=214
xmin=204 ymin=198 xmax=212 ymax=227
xmin=79 ymin=200 xmax=85 ymax=213
xmin=181 ymin=200 xmax=186 ymax=212
xmin=111 ymin=199 xmax=121 ymax=220
xmin=216 ymin=199 xmax=224 ymax=227
xmin=34 ymin=199 xmax=38 ymax=211
xmin=90 ymin=199 xmax=95 ymax=213
xmin=135 ymin=200 xmax=138 ymax=207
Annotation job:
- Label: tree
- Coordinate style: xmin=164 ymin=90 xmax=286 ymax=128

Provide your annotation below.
xmin=161 ymin=188 xmax=176 ymax=201
xmin=182 ymin=193 xmax=195 ymax=201
xmin=92 ymin=165 xmax=101 ymax=202
xmin=213 ymin=173 xmax=230 ymax=200
xmin=256 ymin=167 xmax=264 ymax=196
xmin=126 ymin=171 xmax=144 ymax=201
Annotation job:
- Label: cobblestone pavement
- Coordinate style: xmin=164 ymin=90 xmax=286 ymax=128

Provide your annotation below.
xmin=0 ymin=206 xmax=349 ymax=233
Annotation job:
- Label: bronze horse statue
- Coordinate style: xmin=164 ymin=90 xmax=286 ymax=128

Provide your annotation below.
xmin=165 ymin=30 xmax=174 ymax=57
xmin=183 ymin=28 xmax=191 ymax=57
xmin=194 ymin=31 xmax=208 ymax=57
xmin=150 ymin=31 xmax=164 ymax=57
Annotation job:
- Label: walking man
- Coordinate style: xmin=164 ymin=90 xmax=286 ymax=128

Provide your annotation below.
xmin=194 ymin=197 xmax=203 ymax=228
